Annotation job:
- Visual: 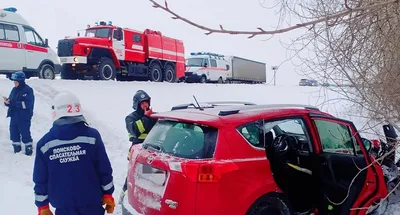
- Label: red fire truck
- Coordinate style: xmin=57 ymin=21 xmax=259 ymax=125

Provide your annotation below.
xmin=57 ymin=21 xmax=185 ymax=82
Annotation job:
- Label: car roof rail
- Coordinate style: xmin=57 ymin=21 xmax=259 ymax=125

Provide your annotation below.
xmin=171 ymin=101 xmax=256 ymax=111
xmin=216 ymin=103 xmax=320 ymax=116
xmin=251 ymin=104 xmax=320 ymax=111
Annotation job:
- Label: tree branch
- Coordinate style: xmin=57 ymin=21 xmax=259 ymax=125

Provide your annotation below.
xmin=149 ymin=0 xmax=398 ymax=38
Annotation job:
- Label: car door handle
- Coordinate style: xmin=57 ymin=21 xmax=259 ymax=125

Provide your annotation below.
xmin=28 ymin=51 xmax=33 ymax=53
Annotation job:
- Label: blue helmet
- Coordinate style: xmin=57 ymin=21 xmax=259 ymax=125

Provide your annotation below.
xmin=10 ymin=71 xmax=26 ymax=82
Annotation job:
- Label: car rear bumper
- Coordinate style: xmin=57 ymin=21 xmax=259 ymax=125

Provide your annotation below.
xmin=59 ymin=56 xmax=87 ymax=64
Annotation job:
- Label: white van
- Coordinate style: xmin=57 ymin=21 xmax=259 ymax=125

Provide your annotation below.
xmin=0 ymin=7 xmax=60 ymax=79
xmin=184 ymin=52 xmax=229 ymax=83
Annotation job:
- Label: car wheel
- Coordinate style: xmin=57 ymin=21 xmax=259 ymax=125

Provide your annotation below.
xmin=200 ymin=75 xmax=206 ymax=83
xmin=149 ymin=62 xmax=163 ymax=82
xmin=163 ymin=64 xmax=176 ymax=83
xmin=40 ymin=64 xmax=56 ymax=80
xmin=246 ymin=194 xmax=292 ymax=215
xmin=97 ymin=57 xmax=116 ymax=81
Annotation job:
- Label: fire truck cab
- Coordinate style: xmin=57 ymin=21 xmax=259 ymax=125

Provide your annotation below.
xmin=0 ymin=7 xmax=61 ymax=79
xmin=57 ymin=21 xmax=185 ymax=82
xmin=184 ymin=52 xmax=229 ymax=83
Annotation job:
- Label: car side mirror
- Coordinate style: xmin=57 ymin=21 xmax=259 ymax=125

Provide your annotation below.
xmin=361 ymin=138 xmax=372 ymax=153
xmin=45 ymin=38 xmax=48 ymax=47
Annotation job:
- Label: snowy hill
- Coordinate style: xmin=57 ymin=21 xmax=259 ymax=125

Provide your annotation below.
xmin=0 ymin=77 xmax=398 ymax=214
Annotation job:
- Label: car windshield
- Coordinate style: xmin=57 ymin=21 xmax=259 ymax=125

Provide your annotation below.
xmin=142 ymin=119 xmax=218 ymax=159
xmin=85 ymin=28 xmax=111 ymax=38
xmin=186 ymin=58 xmax=205 ymax=67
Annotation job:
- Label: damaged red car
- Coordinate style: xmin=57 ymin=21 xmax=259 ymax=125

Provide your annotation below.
xmin=121 ymin=102 xmax=388 ymax=215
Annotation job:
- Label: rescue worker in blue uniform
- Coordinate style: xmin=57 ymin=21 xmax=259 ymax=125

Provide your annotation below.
xmin=33 ymin=91 xmax=115 ymax=215
xmin=3 ymin=71 xmax=35 ymax=155
xmin=119 ymin=90 xmax=157 ymax=203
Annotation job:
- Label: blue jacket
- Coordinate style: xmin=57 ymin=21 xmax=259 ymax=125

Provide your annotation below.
xmin=33 ymin=116 xmax=114 ymax=209
xmin=5 ymin=82 xmax=34 ymax=121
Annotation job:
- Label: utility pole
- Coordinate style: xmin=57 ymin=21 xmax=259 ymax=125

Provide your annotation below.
xmin=271 ymin=66 xmax=278 ymax=86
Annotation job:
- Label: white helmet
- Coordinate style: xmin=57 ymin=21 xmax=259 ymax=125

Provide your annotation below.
xmin=51 ymin=91 xmax=83 ymax=121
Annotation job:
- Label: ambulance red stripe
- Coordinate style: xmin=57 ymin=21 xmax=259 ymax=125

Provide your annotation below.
xmin=0 ymin=40 xmax=48 ymax=53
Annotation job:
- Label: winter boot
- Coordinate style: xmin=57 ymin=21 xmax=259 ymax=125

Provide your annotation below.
xmin=25 ymin=143 xmax=33 ymax=156
xmin=12 ymin=142 xmax=21 ymax=153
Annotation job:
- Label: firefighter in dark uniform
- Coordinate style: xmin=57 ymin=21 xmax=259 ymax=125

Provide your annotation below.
xmin=119 ymin=90 xmax=157 ymax=203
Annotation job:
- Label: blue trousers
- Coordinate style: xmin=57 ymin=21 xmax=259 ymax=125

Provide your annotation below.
xmin=9 ymin=118 xmax=32 ymax=144
xmin=55 ymin=205 xmax=105 ymax=215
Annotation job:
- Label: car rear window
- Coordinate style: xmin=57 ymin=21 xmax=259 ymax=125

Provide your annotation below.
xmin=142 ymin=119 xmax=218 ymax=159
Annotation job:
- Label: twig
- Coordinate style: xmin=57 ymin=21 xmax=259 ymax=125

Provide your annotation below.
xmin=149 ymin=0 xmax=398 ymax=38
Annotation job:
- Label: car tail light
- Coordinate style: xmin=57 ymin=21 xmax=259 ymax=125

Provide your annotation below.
xmin=180 ymin=161 xmax=239 ymax=183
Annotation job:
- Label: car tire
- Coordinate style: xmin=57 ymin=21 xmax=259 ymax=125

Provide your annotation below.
xmin=200 ymin=75 xmax=206 ymax=83
xmin=149 ymin=62 xmax=163 ymax=82
xmin=163 ymin=64 xmax=176 ymax=83
xmin=60 ymin=64 xmax=78 ymax=80
xmin=39 ymin=64 xmax=56 ymax=80
xmin=246 ymin=194 xmax=292 ymax=215
xmin=97 ymin=57 xmax=116 ymax=81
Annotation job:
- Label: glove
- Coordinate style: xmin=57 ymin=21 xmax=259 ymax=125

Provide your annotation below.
xmin=102 ymin=194 xmax=115 ymax=214
xmin=144 ymin=108 xmax=153 ymax=116
xmin=38 ymin=205 xmax=53 ymax=215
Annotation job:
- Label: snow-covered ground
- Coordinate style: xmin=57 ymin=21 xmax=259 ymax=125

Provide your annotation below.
xmin=0 ymin=75 xmax=398 ymax=214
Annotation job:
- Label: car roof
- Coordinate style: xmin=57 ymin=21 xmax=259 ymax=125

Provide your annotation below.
xmin=152 ymin=102 xmax=333 ymax=127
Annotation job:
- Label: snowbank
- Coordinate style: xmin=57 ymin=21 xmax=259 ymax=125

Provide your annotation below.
xmin=0 ymin=78 xmax=396 ymax=214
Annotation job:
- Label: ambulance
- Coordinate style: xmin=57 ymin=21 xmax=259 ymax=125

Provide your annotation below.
xmin=184 ymin=52 xmax=229 ymax=83
xmin=0 ymin=7 xmax=60 ymax=79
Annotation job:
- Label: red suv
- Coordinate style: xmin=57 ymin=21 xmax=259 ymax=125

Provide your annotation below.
xmin=121 ymin=102 xmax=388 ymax=215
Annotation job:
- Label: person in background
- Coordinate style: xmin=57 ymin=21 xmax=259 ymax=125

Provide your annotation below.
xmin=119 ymin=90 xmax=157 ymax=203
xmin=2 ymin=71 xmax=35 ymax=156
xmin=33 ymin=91 xmax=115 ymax=215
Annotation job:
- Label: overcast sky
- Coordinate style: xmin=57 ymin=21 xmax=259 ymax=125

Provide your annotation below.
xmin=3 ymin=0 xmax=309 ymax=85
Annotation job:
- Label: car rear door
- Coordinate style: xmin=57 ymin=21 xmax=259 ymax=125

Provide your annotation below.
xmin=308 ymin=115 xmax=386 ymax=215
xmin=127 ymin=148 xmax=197 ymax=215
xmin=126 ymin=119 xmax=219 ymax=215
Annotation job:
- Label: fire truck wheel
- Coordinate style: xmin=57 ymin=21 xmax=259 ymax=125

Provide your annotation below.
xmin=39 ymin=64 xmax=56 ymax=80
xmin=60 ymin=64 xmax=78 ymax=80
xmin=163 ymin=64 xmax=176 ymax=83
xmin=98 ymin=57 xmax=116 ymax=81
xmin=149 ymin=63 xmax=162 ymax=82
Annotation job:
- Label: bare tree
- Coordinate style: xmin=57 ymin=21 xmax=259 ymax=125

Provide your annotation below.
xmin=148 ymin=0 xmax=400 ymax=126
xmin=148 ymin=0 xmax=400 ymax=212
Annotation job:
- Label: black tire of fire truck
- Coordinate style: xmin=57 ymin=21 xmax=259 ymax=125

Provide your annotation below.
xmin=61 ymin=64 xmax=79 ymax=80
xmin=97 ymin=57 xmax=116 ymax=81
xmin=39 ymin=64 xmax=56 ymax=80
xmin=163 ymin=63 xmax=176 ymax=83
xmin=149 ymin=62 xmax=163 ymax=82
xmin=246 ymin=193 xmax=294 ymax=215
